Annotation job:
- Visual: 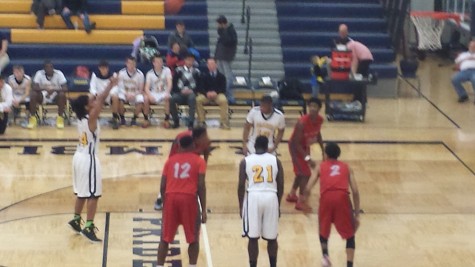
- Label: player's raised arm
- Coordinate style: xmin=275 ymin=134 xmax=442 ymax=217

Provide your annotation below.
xmin=237 ymin=158 xmax=247 ymax=217
xmin=88 ymin=76 xmax=118 ymax=131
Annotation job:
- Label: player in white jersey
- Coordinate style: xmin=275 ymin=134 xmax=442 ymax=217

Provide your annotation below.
xmin=238 ymin=136 xmax=284 ymax=267
xmin=242 ymin=95 xmax=285 ymax=155
xmin=89 ymin=60 xmax=121 ymax=129
xmin=8 ymin=65 xmax=31 ymax=111
xmin=68 ymin=74 xmax=118 ymax=243
xmin=28 ymin=60 xmax=68 ymax=129
xmin=117 ymin=56 xmax=147 ymax=127
xmin=144 ymin=55 xmax=172 ymax=128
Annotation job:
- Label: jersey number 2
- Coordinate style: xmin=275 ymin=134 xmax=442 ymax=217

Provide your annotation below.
xmin=330 ymin=165 xmax=341 ymax=177
xmin=252 ymin=165 xmax=273 ymax=183
xmin=174 ymin=162 xmax=191 ymax=179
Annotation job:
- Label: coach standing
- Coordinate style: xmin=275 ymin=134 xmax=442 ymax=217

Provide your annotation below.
xmin=215 ymin=15 xmax=237 ymax=101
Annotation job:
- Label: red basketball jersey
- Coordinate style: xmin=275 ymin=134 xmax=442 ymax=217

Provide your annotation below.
xmin=289 ymin=114 xmax=323 ymax=149
xmin=168 ymin=130 xmax=210 ymax=157
xmin=319 ymin=160 xmax=350 ymax=195
xmin=163 ymin=152 xmax=206 ymax=195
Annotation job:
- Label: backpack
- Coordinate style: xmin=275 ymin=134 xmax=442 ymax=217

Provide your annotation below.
xmin=277 ymin=78 xmax=304 ymax=100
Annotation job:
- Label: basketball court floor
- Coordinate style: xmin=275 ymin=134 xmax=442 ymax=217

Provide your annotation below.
xmin=1 ymin=57 xmax=475 ymax=266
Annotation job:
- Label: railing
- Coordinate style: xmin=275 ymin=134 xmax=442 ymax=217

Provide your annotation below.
xmin=241 ymin=0 xmax=246 ymax=24
xmin=247 ymin=38 xmax=253 ymax=84
xmin=381 ymin=0 xmax=410 ymax=52
xmin=244 ymin=6 xmax=251 ymax=54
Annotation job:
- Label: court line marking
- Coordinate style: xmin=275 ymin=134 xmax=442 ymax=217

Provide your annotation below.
xmin=102 ymin=212 xmax=110 ymax=267
xmin=198 ymin=198 xmax=214 ymax=267
xmin=401 ymin=76 xmax=461 ymax=129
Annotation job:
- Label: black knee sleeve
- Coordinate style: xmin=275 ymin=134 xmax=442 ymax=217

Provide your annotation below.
xmin=346 ymin=236 xmax=355 ymax=249
xmin=319 ymin=235 xmax=328 ymax=244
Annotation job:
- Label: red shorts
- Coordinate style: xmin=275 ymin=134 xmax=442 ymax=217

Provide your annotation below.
xmin=318 ymin=190 xmax=355 ymax=239
xmin=288 ymin=143 xmax=311 ymax=177
xmin=162 ymin=193 xmax=201 ymax=244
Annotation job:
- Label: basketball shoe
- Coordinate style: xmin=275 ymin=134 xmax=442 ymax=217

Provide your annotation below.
xmin=154 ymin=198 xmax=163 ymax=211
xmin=56 ymin=116 xmax=64 ymax=129
xmin=81 ymin=224 xmax=102 ymax=243
xmin=285 ymin=193 xmax=298 ymax=203
xmin=68 ymin=218 xmax=82 ymax=234
xmin=321 ymin=255 xmax=332 ymax=267
xmin=27 ymin=116 xmax=37 ymax=129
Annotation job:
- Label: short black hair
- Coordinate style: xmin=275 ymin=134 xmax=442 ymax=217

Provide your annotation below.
xmin=260 ymin=95 xmax=273 ymax=104
xmin=325 ymin=142 xmax=341 ymax=159
xmin=12 ymin=65 xmax=24 ymax=71
xmin=192 ymin=126 xmax=207 ymax=139
xmin=0 ymin=74 xmax=6 ymax=81
xmin=307 ymin=97 xmax=322 ymax=108
xmin=179 ymin=135 xmax=194 ymax=149
xmin=216 ymin=15 xmax=228 ymax=24
xmin=126 ymin=55 xmax=137 ymax=61
xmin=184 ymin=53 xmax=195 ymax=59
xmin=71 ymin=95 xmax=89 ymax=120
xmin=98 ymin=60 xmax=109 ymax=67
xmin=176 ymin=20 xmax=185 ymax=25
xmin=43 ymin=59 xmax=53 ymax=66
xmin=254 ymin=136 xmax=269 ymax=151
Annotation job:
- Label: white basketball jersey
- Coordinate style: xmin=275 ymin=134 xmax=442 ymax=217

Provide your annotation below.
xmin=89 ymin=72 xmax=118 ymax=96
xmin=76 ymin=117 xmax=100 ymax=155
xmin=145 ymin=67 xmax=172 ymax=93
xmin=8 ymin=74 xmax=31 ymax=98
xmin=246 ymin=107 xmax=286 ymax=152
xmin=118 ymin=68 xmax=144 ymax=93
xmin=245 ymin=153 xmax=278 ymax=192
xmin=33 ymin=69 xmax=67 ymax=90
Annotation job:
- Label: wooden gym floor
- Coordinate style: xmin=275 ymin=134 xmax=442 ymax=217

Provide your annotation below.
xmin=1 ymin=56 xmax=475 ymax=267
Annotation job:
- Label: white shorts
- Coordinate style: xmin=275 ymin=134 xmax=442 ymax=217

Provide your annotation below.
xmin=72 ymin=152 xmax=102 ymax=198
xmin=41 ymin=91 xmax=58 ymax=104
xmin=13 ymin=94 xmax=30 ymax=103
xmin=242 ymin=191 xmax=279 ymax=240
xmin=118 ymin=92 xmax=144 ymax=105
xmin=150 ymin=92 xmax=169 ymax=104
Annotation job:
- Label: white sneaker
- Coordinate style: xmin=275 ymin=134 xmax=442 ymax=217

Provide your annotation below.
xmin=321 ymin=255 xmax=332 ymax=267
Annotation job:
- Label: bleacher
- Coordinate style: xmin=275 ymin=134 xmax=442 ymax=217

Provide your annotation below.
xmin=2 ymin=0 xmax=210 ymax=78
xmin=276 ymin=0 xmax=398 ymax=94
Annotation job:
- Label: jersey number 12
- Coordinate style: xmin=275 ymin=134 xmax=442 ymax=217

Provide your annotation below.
xmin=174 ymin=162 xmax=191 ymax=179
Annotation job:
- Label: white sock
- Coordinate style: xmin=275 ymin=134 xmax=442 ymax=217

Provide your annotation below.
xmin=157 ymin=192 xmax=161 ymax=199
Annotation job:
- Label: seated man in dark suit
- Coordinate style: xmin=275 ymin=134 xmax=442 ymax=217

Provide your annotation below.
xmin=196 ymin=57 xmax=229 ymax=129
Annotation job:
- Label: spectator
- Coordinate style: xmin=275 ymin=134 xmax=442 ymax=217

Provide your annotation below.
xmin=31 ymin=0 xmax=62 ymax=29
xmin=8 ymin=65 xmax=31 ymax=114
xmin=333 ymin=24 xmax=352 ymax=47
xmin=196 ymin=58 xmax=229 ymax=129
xmin=170 ymin=53 xmax=200 ymax=129
xmin=167 ymin=21 xmax=194 ymax=57
xmin=89 ymin=60 xmax=122 ymax=129
xmin=28 ymin=60 xmax=68 ymax=129
xmin=0 ymin=75 xmax=13 ymax=135
xmin=0 ymin=31 xmax=9 ymax=74
xmin=215 ymin=15 xmax=237 ymax=101
xmin=117 ymin=56 xmax=147 ymax=127
xmin=144 ymin=55 xmax=173 ymax=128
xmin=346 ymin=40 xmax=373 ymax=78
xmin=61 ymin=0 xmax=96 ymax=33
xmin=166 ymin=42 xmax=185 ymax=76
xmin=452 ymin=40 xmax=475 ymax=103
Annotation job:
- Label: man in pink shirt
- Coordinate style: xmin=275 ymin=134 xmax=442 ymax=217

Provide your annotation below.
xmin=346 ymin=40 xmax=374 ymax=78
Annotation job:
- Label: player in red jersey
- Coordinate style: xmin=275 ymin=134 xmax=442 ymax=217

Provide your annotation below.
xmin=156 ymin=135 xmax=207 ymax=267
xmin=286 ymin=98 xmax=324 ymax=210
xmin=154 ymin=126 xmax=211 ymax=210
xmin=303 ymin=142 xmax=360 ymax=267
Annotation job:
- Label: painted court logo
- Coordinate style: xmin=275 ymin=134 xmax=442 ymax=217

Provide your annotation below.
xmin=132 ymin=216 xmax=182 ymax=267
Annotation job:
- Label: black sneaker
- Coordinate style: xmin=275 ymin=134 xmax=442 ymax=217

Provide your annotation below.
xmin=68 ymin=218 xmax=82 ymax=234
xmin=130 ymin=118 xmax=137 ymax=126
xmin=171 ymin=120 xmax=179 ymax=129
xmin=458 ymin=95 xmax=469 ymax=103
xmin=111 ymin=118 xmax=119 ymax=130
xmin=154 ymin=198 xmax=163 ymax=211
xmin=81 ymin=224 xmax=102 ymax=243
xmin=120 ymin=117 xmax=126 ymax=125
